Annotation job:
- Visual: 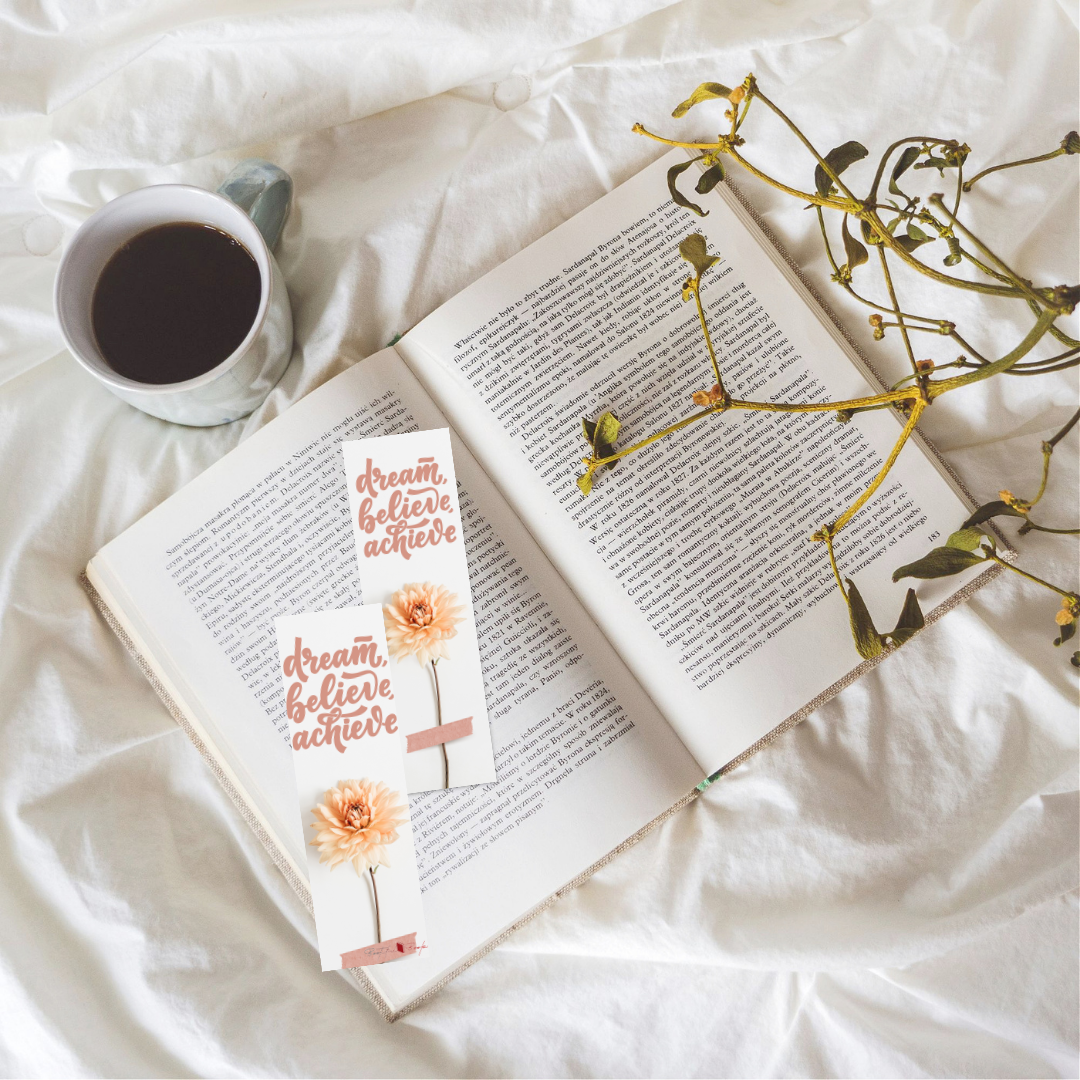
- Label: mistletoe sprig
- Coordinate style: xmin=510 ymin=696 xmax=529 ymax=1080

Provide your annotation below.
xmin=576 ymin=75 xmax=1079 ymax=665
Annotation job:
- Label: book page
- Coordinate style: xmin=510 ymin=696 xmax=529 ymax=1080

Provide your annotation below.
xmin=89 ymin=348 xmax=700 ymax=1011
xmin=396 ymin=150 xmax=978 ymax=776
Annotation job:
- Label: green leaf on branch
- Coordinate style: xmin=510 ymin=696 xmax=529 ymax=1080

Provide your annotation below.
xmin=578 ymin=410 xmax=622 ymax=494
xmin=892 ymin=546 xmax=985 ymax=582
xmin=845 ymin=579 xmax=885 ymax=659
xmin=887 ymin=588 xmax=925 ymax=646
xmin=914 ymin=156 xmax=950 ymax=175
xmin=946 ymin=527 xmax=984 ymax=550
xmin=943 ymin=143 xmax=971 ymax=169
xmin=861 ymin=219 xmax=884 ymax=246
xmin=888 ymin=146 xmax=921 ymax=196
xmin=1053 ymin=619 xmax=1076 ymax=646
xmin=695 ymin=163 xmax=726 ymax=194
xmin=582 ymin=410 xmax=620 ymax=466
xmin=668 ymin=158 xmax=708 ymax=217
xmin=962 ymin=500 xmax=1026 ymax=528
xmin=1071 ymin=651 xmax=1079 ymax=668
xmin=594 ymin=411 xmax=621 ymax=448
xmin=679 ymin=233 xmax=719 ymax=276
xmin=671 ymin=82 xmax=733 ymax=118
xmin=841 ymin=216 xmax=868 ymax=272
xmin=893 ymin=226 xmax=935 ymax=253
xmin=943 ymin=236 xmax=962 ymax=267
xmin=815 ymin=141 xmax=868 ymax=198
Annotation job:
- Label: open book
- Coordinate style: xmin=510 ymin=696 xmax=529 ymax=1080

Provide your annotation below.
xmin=84 ymin=150 xmax=1002 ymax=1020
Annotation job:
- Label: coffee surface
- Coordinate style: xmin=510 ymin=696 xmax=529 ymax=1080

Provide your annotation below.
xmin=92 ymin=222 xmax=261 ymax=384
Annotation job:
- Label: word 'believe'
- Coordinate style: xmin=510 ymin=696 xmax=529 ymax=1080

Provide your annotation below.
xmin=355 ymin=455 xmax=457 ymax=561
xmin=282 ymin=635 xmax=397 ymax=754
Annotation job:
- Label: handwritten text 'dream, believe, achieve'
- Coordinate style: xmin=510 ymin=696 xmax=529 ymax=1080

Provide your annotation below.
xmin=354 ymin=455 xmax=458 ymax=560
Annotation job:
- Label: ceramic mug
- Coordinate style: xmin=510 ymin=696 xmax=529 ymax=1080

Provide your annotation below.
xmin=54 ymin=160 xmax=294 ymax=427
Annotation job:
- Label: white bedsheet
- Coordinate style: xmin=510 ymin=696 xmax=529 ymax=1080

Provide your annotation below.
xmin=1 ymin=0 xmax=1077 ymax=1075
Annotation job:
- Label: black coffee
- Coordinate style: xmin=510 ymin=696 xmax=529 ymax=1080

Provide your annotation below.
xmin=91 ymin=222 xmax=261 ymax=384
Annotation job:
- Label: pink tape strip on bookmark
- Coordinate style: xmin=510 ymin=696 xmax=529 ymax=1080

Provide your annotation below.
xmin=405 ymin=716 xmax=473 ymax=754
xmin=340 ymin=932 xmax=418 ymax=968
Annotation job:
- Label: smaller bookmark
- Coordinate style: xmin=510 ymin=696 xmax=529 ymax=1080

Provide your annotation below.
xmin=275 ymin=604 xmax=425 ymax=971
xmin=342 ymin=428 xmax=496 ymax=794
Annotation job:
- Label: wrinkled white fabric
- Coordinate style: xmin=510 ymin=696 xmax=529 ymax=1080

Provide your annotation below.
xmin=0 ymin=0 xmax=1077 ymax=1076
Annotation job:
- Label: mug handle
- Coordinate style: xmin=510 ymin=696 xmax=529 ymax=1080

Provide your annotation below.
xmin=216 ymin=159 xmax=293 ymax=252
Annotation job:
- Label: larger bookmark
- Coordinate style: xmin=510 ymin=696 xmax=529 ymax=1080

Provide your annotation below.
xmin=342 ymin=428 xmax=496 ymax=792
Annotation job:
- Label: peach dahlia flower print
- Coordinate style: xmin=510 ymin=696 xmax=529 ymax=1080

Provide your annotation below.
xmin=384 ymin=582 xmax=464 ymax=789
xmin=311 ymin=779 xmax=408 ymax=942
xmin=383 ymin=582 xmax=464 ymax=666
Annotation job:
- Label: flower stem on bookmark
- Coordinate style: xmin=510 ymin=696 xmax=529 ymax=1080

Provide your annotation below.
xmin=383 ymin=581 xmax=464 ymax=789
xmin=431 ymin=661 xmax=446 ymax=789
xmin=369 ymin=868 xmax=381 ymax=942
xmin=310 ymin=778 xmax=407 ymax=943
